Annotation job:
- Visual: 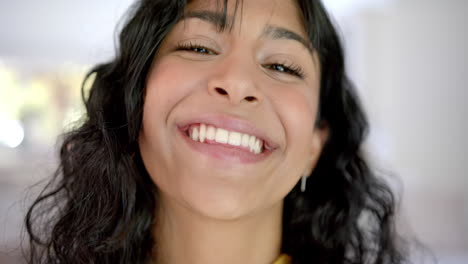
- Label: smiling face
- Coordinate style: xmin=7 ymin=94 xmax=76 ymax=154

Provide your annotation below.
xmin=139 ymin=0 xmax=328 ymax=220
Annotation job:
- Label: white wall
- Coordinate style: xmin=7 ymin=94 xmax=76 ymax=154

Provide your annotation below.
xmin=339 ymin=0 xmax=468 ymax=259
xmin=0 ymin=0 xmax=133 ymax=64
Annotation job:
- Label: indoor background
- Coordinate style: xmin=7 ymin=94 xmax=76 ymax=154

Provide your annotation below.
xmin=0 ymin=0 xmax=467 ymax=263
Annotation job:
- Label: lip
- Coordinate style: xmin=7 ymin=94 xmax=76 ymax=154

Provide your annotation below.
xmin=178 ymin=129 xmax=274 ymax=163
xmin=175 ymin=113 xmax=278 ymax=164
xmin=176 ymin=114 xmax=279 ymax=150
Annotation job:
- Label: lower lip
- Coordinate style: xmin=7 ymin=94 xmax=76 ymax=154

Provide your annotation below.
xmin=178 ymin=128 xmax=273 ymax=164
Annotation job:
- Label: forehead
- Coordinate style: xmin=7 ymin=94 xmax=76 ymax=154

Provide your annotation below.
xmin=185 ymin=0 xmax=306 ymax=36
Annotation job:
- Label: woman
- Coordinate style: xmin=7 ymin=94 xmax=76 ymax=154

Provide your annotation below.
xmin=25 ymin=0 xmax=406 ymax=263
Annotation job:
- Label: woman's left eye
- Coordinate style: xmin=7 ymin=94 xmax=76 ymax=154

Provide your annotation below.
xmin=264 ymin=63 xmax=305 ymax=79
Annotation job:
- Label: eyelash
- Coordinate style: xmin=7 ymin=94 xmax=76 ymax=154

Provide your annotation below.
xmin=264 ymin=62 xmax=305 ymax=79
xmin=175 ymin=42 xmax=217 ymax=55
xmin=174 ymin=42 xmax=305 ymax=79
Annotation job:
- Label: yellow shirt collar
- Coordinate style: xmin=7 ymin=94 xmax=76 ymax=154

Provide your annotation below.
xmin=273 ymin=254 xmax=291 ymax=264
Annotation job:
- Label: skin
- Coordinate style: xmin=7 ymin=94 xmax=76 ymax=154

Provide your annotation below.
xmin=138 ymin=0 xmax=328 ymax=263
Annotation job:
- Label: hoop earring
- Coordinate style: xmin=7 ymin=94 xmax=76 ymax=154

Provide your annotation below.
xmin=301 ymin=174 xmax=307 ymax=192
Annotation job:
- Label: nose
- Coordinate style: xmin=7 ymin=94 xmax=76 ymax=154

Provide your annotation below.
xmin=207 ymin=56 xmax=262 ymax=106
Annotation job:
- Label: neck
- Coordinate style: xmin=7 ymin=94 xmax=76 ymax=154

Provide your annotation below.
xmin=152 ymin=195 xmax=283 ymax=264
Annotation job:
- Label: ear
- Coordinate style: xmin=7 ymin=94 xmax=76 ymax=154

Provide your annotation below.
xmin=303 ymin=122 xmax=329 ymax=176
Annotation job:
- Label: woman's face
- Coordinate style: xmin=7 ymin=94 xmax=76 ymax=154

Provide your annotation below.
xmin=139 ymin=0 xmax=327 ymax=219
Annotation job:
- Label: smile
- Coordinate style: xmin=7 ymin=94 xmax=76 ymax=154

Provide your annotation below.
xmin=187 ymin=123 xmax=264 ymax=154
xmin=178 ymin=117 xmax=277 ymax=163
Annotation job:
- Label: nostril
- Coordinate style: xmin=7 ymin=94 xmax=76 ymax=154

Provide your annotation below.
xmin=215 ymin=87 xmax=228 ymax=95
xmin=244 ymin=96 xmax=257 ymax=102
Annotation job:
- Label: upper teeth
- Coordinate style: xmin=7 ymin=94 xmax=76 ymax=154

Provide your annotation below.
xmin=188 ymin=123 xmax=263 ymax=154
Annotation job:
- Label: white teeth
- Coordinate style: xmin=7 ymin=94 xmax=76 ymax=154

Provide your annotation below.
xmin=254 ymin=139 xmax=262 ymax=154
xmin=199 ymin=124 xmax=206 ymax=143
xmin=228 ymin=132 xmax=242 ymax=146
xmin=248 ymin=136 xmax=256 ymax=153
xmin=206 ymin=126 xmax=216 ymax=140
xmin=191 ymin=126 xmax=199 ymax=141
xmin=188 ymin=124 xmax=264 ymax=154
xmin=215 ymin=128 xmax=229 ymax=144
xmin=241 ymin=134 xmax=250 ymax=147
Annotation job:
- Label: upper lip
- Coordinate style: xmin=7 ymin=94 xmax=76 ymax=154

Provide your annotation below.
xmin=177 ymin=113 xmax=278 ymax=149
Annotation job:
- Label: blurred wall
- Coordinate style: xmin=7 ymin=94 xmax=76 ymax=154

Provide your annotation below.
xmin=0 ymin=0 xmax=133 ymax=64
xmin=339 ymin=0 xmax=468 ymax=260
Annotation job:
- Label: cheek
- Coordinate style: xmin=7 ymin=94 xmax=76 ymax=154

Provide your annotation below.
xmin=145 ymin=59 xmax=191 ymax=112
xmin=265 ymin=86 xmax=319 ymax=191
xmin=142 ymin=57 xmax=208 ymax=131
xmin=140 ymin=59 xmax=198 ymax=182
xmin=274 ymin=87 xmax=319 ymax=148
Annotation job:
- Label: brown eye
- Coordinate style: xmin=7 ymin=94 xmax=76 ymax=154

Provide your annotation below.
xmin=192 ymin=47 xmax=210 ymax=53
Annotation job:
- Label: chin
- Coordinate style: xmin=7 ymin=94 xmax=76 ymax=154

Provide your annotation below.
xmin=179 ymin=182 xmax=256 ymax=221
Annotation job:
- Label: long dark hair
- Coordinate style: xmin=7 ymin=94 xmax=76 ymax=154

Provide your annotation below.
xmin=24 ymin=0 xmax=406 ymax=263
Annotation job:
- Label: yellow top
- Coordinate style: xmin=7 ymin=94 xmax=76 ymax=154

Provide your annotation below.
xmin=273 ymin=254 xmax=291 ymax=264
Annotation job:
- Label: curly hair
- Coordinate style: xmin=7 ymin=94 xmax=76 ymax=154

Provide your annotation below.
xmin=24 ymin=0 xmax=406 ymax=263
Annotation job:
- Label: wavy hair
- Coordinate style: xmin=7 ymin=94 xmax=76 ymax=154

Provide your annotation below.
xmin=24 ymin=0 xmax=406 ymax=263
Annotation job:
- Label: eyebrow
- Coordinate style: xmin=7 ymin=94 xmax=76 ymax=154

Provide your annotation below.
xmin=182 ymin=10 xmax=233 ymax=31
xmin=262 ymin=25 xmax=311 ymax=51
xmin=182 ymin=10 xmax=312 ymax=51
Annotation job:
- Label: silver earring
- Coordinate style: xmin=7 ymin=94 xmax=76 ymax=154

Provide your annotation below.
xmin=301 ymin=174 xmax=307 ymax=192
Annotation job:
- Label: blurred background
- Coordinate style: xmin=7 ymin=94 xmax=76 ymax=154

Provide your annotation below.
xmin=0 ymin=0 xmax=466 ymax=263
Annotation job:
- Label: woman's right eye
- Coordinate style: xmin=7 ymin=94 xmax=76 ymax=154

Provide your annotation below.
xmin=175 ymin=42 xmax=217 ymax=55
